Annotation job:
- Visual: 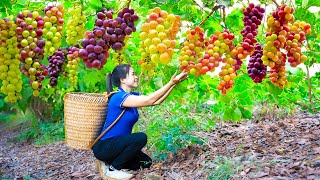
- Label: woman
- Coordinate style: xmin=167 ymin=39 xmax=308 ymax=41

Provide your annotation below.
xmin=93 ymin=64 xmax=188 ymax=179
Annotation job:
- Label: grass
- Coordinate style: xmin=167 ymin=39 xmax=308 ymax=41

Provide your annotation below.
xmin=204 ymin=156 xmax=243 ymax=180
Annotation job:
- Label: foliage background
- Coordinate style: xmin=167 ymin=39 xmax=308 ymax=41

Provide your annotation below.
xmin=0 ymin=0 xmax=319 ymax=159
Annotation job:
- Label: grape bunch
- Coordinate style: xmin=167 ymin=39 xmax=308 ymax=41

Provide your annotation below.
xmin=139 ymin=7 xmax=181 ymax=75
xmin=79 ymin=8 xmax=112 ymax=69
xmin=194 ymin=30 xmax=235 ymax=76
xmin=43 ymin=4 xmax=64 ymax=56
xmin=105 ymin=7 xmax=139 ymax=51
xmin=238 ymin=3 xmax=265 ymax=60
xmin=261 ymin=34 xmax=282 ymax=68
xmin=0 ymin=18 xmax=23 ymax=103
xmin=47 ymin=48 xmax=66 ymax=86
xmin=65 ymin=7 xmax=86 ymax=45
xmin=285 ymin=20 xmax=311 ymax=67
xmin=16 ymin=10 xmax=47 ymax=96
xmin=179 ymin=27 xmax=206 ymax=76
xmin=247 ymin=43 xmax=267 ymax=83
xmin=269 ymin=52 xmax=287 ymax=88
xmin=217 ymin=56 xmax=237 ymax=94
xmin=65 ymin=46 xmax=80 ymax=87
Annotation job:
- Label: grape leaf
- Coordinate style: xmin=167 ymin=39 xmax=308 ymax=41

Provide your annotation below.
xmin=267 ymin=81 xmax=282 ymax=95
xmin=222 ymin=107 xmax=242 ymax=121
xmin=307 ymin=0 xmax=320 ymax=7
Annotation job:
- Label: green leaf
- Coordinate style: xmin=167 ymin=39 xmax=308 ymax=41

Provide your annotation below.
xmin=222 ymin=107 xmax=242 ymax=121
xmin=307 ymin=0 xmax=320 ymax=7
xmin=88 ymin=0 xmax=102 ymax=11
xmin=267 ymin=81 xmax=282 ymax=95
xmin=238 ymin=106 xmax=252 ymax=119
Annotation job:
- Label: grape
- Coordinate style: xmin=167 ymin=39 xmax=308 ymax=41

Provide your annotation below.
xmin=66 ymin=7 xmax=86 ymax=45
xmin=247 ymin=43 xmax=267 ymax=83
xmin=0 ymin=18 xmax=23 ymax=103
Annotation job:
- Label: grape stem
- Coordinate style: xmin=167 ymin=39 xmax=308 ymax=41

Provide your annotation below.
xmin=199 ymin=5 xmax=224 ymax=26
xmin=271 ymin=0 xmax=280 ymax=8
xmin=115 ymin=0 xmax=132 ymax=14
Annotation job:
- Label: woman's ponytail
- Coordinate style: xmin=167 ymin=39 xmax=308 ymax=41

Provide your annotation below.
xmin=106 ymin=73 xmax=113 ymax=94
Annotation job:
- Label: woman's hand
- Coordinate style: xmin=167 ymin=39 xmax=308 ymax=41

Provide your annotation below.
xmin=170 ymin=71 xmax=188 ymax=85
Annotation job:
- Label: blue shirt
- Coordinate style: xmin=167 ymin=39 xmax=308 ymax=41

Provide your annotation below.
xmin=100 ymin=87 xmax=139 ymax=140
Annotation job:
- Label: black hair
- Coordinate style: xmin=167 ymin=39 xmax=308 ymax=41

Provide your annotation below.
xmin=106 ymin=64 xmax=131 ymax=94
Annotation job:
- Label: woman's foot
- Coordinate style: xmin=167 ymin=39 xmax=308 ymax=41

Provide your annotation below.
xmin=95 ymin=160 xmax=109 ymax=178
xmin=104 ymin=165 xmax=134 ymax=180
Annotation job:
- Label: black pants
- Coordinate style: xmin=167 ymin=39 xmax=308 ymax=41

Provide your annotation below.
xmin=93 ymin=132 xmax=152 ymax=170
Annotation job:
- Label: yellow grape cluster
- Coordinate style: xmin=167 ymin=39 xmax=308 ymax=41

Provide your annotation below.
xmin=113 ymin=51 xmax=127 ymax=66
xmin=0 ymin=18 xmax=23 ymax=102
xmin=66 ymin=46 xmax=80 ymax=87
xmin=217 ymin=56 xmax=237 ymax=94
xmin=261 ymin=34 xmax=282 ymax=68
xmin=179 ymin=27 xmax=206 ymax=75
xmin=43 ymin=4 xmax=64 ymax=55
xmin=65 ymin=7 xmax=86 ymax=45
xmin=269 ymin=52 xmax=287 ymax=88
xmin=138 ymin=7 xmax=181 ymax=76
xmin=112 ymin=36 xmax=129 ymax=66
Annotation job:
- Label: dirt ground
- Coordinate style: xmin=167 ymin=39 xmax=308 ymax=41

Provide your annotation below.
xmin=0 ymin=111 xmax=319 ymax=180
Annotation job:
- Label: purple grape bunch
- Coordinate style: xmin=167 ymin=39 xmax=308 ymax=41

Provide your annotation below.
xmin=240 ymin=3 xmax=265 ymax=54
xmin=247 ymin=43 xmax=267 ymax=83
xmin=47 ymin=48 xmax=65 ymax=86
xmin=79 ymin=8 xmax=139 ymax=70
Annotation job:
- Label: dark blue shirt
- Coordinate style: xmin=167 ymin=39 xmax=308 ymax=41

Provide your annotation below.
xmin=100 ymin=87 xmax=139 ymax=140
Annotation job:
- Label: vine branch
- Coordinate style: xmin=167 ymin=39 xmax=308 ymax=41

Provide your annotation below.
xmin=306 ymin=66 xmax=315 ymax=113
xmin=199 ymin=5 xmax=224 ymax=26
xmin=192 ymin=0 xmax=204 ymax=11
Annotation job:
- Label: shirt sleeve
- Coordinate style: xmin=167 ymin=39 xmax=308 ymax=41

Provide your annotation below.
xmin=110 ymin=91 xmax=130 ymax=108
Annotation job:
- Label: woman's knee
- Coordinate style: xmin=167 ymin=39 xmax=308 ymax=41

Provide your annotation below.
xmin=133 ymin=132 xmax=147 ymax=145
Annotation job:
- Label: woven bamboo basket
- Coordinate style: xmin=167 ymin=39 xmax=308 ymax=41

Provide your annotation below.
xmin=64 ymin=92 xmax=108 ymax=150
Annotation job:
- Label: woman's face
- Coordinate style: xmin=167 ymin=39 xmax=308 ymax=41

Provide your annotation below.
xmin=123 ymin=67 xmax=139 ymax=88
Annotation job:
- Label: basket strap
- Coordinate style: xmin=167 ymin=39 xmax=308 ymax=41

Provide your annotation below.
xmin=89 ymin=108 xmax=127 ymax=150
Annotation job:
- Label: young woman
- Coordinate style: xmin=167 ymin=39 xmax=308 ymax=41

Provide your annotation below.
xmin=93 ymin=64 xmax=188 ymax=179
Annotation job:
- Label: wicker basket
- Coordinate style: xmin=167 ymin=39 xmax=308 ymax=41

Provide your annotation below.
xmin=64 ymin=92 xmax=108 ymax=150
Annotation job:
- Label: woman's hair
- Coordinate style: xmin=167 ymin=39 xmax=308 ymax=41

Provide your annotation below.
xmin=106 ymin=64 xmax=131 ymax=94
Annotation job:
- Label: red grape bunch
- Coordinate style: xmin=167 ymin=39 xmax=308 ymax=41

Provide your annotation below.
xmin=285 ymin=21 xmax=311 ymax=67
xmin=15 ymin=10 xmax=47 ymax=96
xmin=247 ymin=43 xmax=267 ymax=83
xmin=0 ymin=18 xmax=23 ymax=102
xmin=232 ymin=3 xmax=265 ymax=71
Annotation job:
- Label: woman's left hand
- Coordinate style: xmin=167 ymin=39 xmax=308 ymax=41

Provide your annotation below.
xmin=170 ymin=71 xmax=188 ymax=85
